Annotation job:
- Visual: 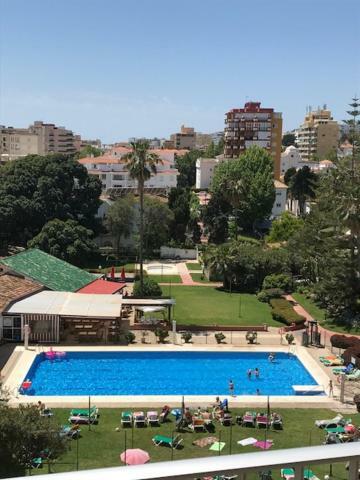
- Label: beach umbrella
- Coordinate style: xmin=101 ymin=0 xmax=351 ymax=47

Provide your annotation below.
xmin=120 ymin=448 xmax=150 ymax=465
xmin=121 ymin=266 xmax=126 ymax=280
xmin=110 ymin=266 xmax=115 ymax=279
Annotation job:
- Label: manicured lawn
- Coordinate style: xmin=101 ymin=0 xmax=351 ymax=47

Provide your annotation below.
xmin=146 ymin=274 xmax=182 ymax=284
xmin=186 ymin=262 xmax=202 ymax=271
xmin=163 ymin=286 xmax=279 ymax=327
xmin=190 ymin=273 xmax=211 ymax=283
xmin=35 ymin=408 xmax=358 ymax=479
xmin=293 ymin=293 xmax=360 ymax=334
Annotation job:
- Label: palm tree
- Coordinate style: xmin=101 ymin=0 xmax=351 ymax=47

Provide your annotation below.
xmin=123 ymin=140 xmax=161 ymax=294
xmin=289 ymin=166 xmax=317 ymax=216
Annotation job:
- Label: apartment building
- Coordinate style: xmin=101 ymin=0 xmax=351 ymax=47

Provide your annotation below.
xmin=224 ymin=102 xmax=283 ymax=179
xmin=296 ymin=108 xmax=339 ymax=161
xmin=170 ymin=125 xmax=196 ymax=149
xmin=29 ymin=121 xmax=79 ymax=155
xmin=79 ymin=146 xmax=182 ymax=194
xmin=0 ymin=127 xmax=39 ymax=162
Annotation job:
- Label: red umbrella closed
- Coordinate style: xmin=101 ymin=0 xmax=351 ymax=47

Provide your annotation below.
xmin=120 ymin=448 xmax=150 ymax=465
xmin=110 ymin=266 xmax=115 ymax=279
xmin=121 ymin=266 xmax=126 ymax=280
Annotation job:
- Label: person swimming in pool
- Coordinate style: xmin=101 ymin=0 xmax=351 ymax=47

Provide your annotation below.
xmin=268 ymin=353 xmax=275 ymax=362
xmin=254 ymin=368 xmax=260 ymax=378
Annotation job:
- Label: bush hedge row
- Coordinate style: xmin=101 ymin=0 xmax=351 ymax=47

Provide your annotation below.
xmin=330 ymin=334 xmax=360 ymax=350
xmin=270 ymin=298 xmax=306 ymax=326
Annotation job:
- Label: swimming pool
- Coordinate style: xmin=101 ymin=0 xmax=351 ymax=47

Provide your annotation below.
xmin=22 ymin=351 xmax=319 ymax=396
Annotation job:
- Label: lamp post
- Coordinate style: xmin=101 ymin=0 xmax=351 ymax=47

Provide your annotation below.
xmin=238 ymin=295 xmax=242 ymax=319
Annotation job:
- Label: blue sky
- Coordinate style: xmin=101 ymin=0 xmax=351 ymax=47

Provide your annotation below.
xmin=0 ymin=0 xmax=359 ymax=143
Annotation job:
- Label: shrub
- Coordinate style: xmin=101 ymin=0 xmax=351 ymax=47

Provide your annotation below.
xmin=154 ymin=327 xmax=169 ymax=343
xmin=270 ymin=298 xmax=305 ymax=326
xmin=124 ymin=331 xmax=136 ymax=344
xmin=330 ymin=334 xmax=360 ymax=350
xmin=133 ymin=277 xmax=162 ymax=297
xmin=215 ymin=332 xmax=226 ymax=344
xmin=263 ymin=274 xmax=293 ymax=292
xmin=257 ymin=288 xmax=284 ymax=303
xmin=285 ymin=333 xmax=294 ymax=344
xmin=181 ymin=331 xmax=192 ymax=343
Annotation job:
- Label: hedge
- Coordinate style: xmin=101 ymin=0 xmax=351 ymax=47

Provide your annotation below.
xmin=270 ymin=298 xmax=305 ymax=326
xmin=330 ymin=334 xmax=360 ymax=350
xmin=257 ymin=288 xmax=284 ymax=303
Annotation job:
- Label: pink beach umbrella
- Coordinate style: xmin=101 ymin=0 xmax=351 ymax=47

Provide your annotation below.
xmin=120 ymin=448 xmax=150 ymax=465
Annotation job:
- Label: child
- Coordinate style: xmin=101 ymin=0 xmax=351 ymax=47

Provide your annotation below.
xmin=229 ymin=379 xmax=235 ymax=396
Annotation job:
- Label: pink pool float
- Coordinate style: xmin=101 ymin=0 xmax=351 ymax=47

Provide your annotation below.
xmin=45 ymin=348 xmax=66 ymax=360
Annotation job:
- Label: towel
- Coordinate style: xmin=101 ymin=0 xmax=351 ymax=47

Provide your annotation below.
xmin=253 ymin=440 xmax=273 ymax=450
xmin=192 ymin=436 xmax=218 ymax=448
xmin=209 ymin=441 xmax=226 ymax=452
xmin=237 ymin=437 xmax=257 ymax=446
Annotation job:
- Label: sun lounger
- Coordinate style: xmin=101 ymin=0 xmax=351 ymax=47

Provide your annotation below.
xmin=315 ymin=413 xmax=343 ymax=428
xmin=190 ymin=417 xmax=206 ymax=432
xmin=60 ymin=424 xmax=81 ymax=439
xmin=152 ymin=434 xmax=183 ymax=448
xmin=347 ymin=369 xmax=360 ymax=380
xmin=70 ymin=406 xmax=98 ymax=417
xmin=69 ymin=414 xmax=97 ymax=425
xmin=220 ymin=413 xmax=232 ymax=426
xmin=333 ymin=364 xmax=354 ymax=375
xmin=30 ymin=457 xmax=43 ymax=469
xmin=256 ymin=414 xmax=270 ymax=428
xmin=270 ymin=413 xmax=283 ymax=430
xmin=281 ymin=468 xmax=320 ymax=480
xmin=133 ymin=411 xmax=146 ymax=427
xmin=121 ymin=411 xmax=133 ymax=427
xmin=159 ymin=406 xmax=170 ymax=423
xmin=322 ymin=358 xmax=343 ymax=366
xmin=146 ymin=411 xmax=159 ymax=426
xmin=242 ymin=411 xmax=256 ymax=427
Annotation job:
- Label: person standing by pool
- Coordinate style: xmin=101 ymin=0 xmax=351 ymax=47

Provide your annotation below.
xmin=229 ymin=379 xmax=235 ymax=396
xmin=254 ymin=368 xmax=260 ymax=378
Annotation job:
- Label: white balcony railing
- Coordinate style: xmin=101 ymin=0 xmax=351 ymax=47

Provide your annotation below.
xmin=7 ymin=443 xmax=359 ymax=480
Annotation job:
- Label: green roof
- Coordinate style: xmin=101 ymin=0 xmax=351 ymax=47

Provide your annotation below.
xmin=0 ymin=249 xmax=98 ymax=292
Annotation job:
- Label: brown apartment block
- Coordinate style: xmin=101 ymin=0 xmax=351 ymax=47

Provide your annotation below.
xmin=29 ymin=121 xmax=78 ymax=155
xmin=296 ymin=108 xmax=339 ymax=161
xmin=224 ymin=102 xmax=283 ymax=179
xmin=170 ymin=125 xmax=196 ymax=150
xmin=0 ymin=127 xmax=39 ymax=162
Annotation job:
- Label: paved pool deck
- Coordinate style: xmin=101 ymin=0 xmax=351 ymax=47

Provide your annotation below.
xmin=2 ymin=343 xmax=348 ymax=410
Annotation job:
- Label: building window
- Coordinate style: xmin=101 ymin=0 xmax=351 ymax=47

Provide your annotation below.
xmin=276 ymin=203 xmax=282 ymax=207
xmin=113 ymin=174 xmax=124 ymax=181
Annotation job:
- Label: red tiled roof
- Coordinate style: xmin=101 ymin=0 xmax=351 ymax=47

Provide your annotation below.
xmin=76 ymin=279 xmax=126 ymax=294
xmin=0 ymin=272 xmax=43 ymax=312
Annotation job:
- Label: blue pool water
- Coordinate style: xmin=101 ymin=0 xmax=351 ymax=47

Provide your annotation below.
xmin=22 ymin=351 xmax=318 ymax=396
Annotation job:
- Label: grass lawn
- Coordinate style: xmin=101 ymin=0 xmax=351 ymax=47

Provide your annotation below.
xmin=146 ymin=274 xmax=182 ymax=284
xmin=190 ymin=273 xmax=211 ymax=283
xmin=292 ymin=293 xmax=360 ymax=334
xmin=162 ymin=286 xmax=279 ymax=327
xmin=35 ymin=407 xmax=359 ymax=479
xmin=186 ymin=262 xmax=202 ymax=271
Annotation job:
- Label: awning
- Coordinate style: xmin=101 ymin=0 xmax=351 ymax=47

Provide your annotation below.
xmin=136 ymin=306 xmax=166 ymax=313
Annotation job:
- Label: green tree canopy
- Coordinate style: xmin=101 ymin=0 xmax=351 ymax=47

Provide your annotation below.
xmin=282 ymin=133 xmax=296 ymax=147
xmin=211 ymin=146 xmax=275 ymax=232
xmin=75 ymin=145 xmax=103 ymax=159
xmin=123 ymin=140 xmax=161 ymax=294
xmin=0 ymin=404 xmax=67 ymax=477
xmin=203 ymin=240 xmax=289 ymax=292
xmin=28 ymin=219 xmax=99 ymax=267
xmin=142 ymin=196 xmax=174 ymax=254
xmin=288 ymin=161 xmax=360 ymax=327
xmin=202 ymin=192 xmax=230 ymax=244
xmin=105 ymin=196 xmax=135 ymax=259
xmin=267 ymin=212 xmax=304 ymax=243
xmin=0 ymin=154 xmax=102 ymax=250
xmin=288 ymin=166 xmax=317 ymax=216
xmin=168 ymin=187 xmax=191 ymax=244
xmin=175 ymin=150 xmax=202 ymax=188
xmin=133 ymin=277 xmax=162 ymax=297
